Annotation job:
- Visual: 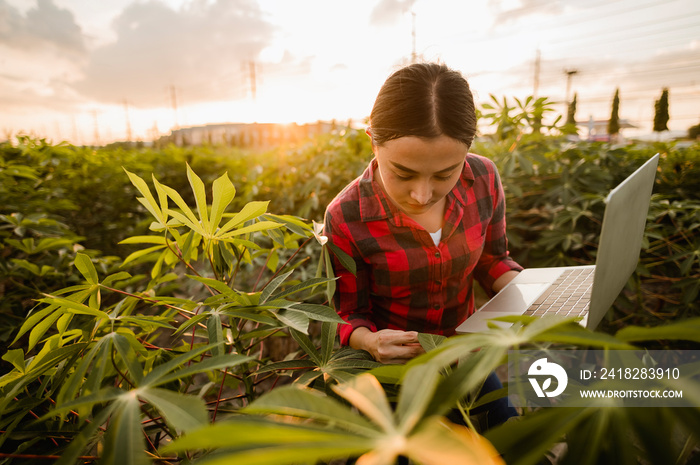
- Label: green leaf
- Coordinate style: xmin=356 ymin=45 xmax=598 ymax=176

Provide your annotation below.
xmin=124 ymin=169 xmax=165 ymax=225
xmin=140 ymin=343 xmax=226 ymax=387
xmin=57 ymin=336 xmax=113 ymax=405
xmin=102 ymin=392 xmax=149 ymax=465
xmin=219 ymin=221 xmax=285 ymax=239
xmin=269 ymin=277 xmax=333 ymax=301
xmin=118 ymin=235 xmax=167 ymax=245
xmin=485 ymin=407 xmax=591 ymax=465
xmin=219 ymin=201 xmax=270 ymax=235
xmin=55 ymin=403 xmax=117 ymax=465
xmin=243 ymin=385 xmax=379 ymax=435
xmin=254 ymin=359 xmax=318 ymax=375
xmin=287 ymin=303 xmax=345 ymax=324
xmin=160 ymin=181 xmax=203 ymax=231
xmin=161 ymin=418 xmax=373 ymax=464
xmin=113 ymin=333 xmax=144 ymax=385
xmin=417 ymin=333 xmax=446 ymax=352
xmin=276 ymin=309 xmax=310 ymax=334
xmin=290 ymin=329 xmax=321 ymax=365
xmin=210 ymin=172 xmax=236 ymax=233
xmin=121 ymin=244 xmax=166 ymax=267
xmin=45 ymin=387 xmax=125 ymax=420
xmin=12 ymin=305 xmax=57 ymax=344
xmin=261 ymin=270 xmax=293 ymax=304
xmin=187 ymin=274 xmax=233 ymax=295
xmin=396 ymin=363 xmax=441 ymax=434
xmin=332 ymin=373 xmax=395 ymax=433
xmin=328 ymin=242 xmax=357 ymax=276
xmin=137 ymin=387 xmax=207 ymax=432
xmin=150 ymin=353 xmax=253 ymax=387
xmin=186 ymin=163 xmax=210 ymax=232
xmin=320 ymin=321 xmax=337 ymax=365
xmin=74 ymin=253 xmax=98 ymax=285
xmin=616 ymin=317 xmax=700 ymax=343
xmin=2 ymin=349 xmax=25 ymax=374
xmin=27 ymin=307 xmax=62 ymax=352
xmin=38 ymin=296 xmax=110 ymax=320
xmin=207 ymin=313 xmax=225 ymax=357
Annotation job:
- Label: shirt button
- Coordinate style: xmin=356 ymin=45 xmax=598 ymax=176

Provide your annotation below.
xmin=433 ymin=303 xmax=441 ymax=309
xmin=434 ymin=251 xmax=441 ymax=258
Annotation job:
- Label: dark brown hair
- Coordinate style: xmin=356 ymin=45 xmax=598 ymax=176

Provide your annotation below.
xmin=369 ymin=62 xmax=477 ymax=148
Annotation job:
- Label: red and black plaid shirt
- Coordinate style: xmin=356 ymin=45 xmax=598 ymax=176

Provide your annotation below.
xmin=324 ymin=154 xmax=523 ymax=346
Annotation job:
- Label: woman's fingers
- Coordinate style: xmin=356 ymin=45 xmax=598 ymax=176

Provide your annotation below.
xmin=373 ymin=330 xmax=425 ymax=363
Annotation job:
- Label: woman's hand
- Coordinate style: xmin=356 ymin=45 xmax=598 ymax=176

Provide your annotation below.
xmin=349 ymin=327 xmax=425 ymax=364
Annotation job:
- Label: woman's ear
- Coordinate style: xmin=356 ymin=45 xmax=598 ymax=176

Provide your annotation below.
xmin=365 ymin=128 xmax=376 ymax=149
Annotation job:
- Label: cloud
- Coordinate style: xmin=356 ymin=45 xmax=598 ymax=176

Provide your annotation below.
xmin=488 ymin=0 xmax=563 ymax=27
xmin=73 ymin=0 xmax=280 ymax=107
xmin=369 ymin=0 xmax=416 ymax=26
xmin=0 ymin=0 xmax=86 ymax=54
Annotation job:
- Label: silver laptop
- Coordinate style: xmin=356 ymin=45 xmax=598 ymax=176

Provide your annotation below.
xmin=456 ymin=153 xmax=659 ymax=333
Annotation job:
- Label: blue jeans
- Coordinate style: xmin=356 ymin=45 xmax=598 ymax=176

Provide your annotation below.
xmin=447 ymin=370 xmax=518 ymax=430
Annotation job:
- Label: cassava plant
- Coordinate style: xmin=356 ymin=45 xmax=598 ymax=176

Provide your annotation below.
xmin=0 ymin=164 xmax=367 ymax=463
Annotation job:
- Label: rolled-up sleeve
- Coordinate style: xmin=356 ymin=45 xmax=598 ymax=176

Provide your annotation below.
xmin=473 ymin=162 xmax=523 ymax=295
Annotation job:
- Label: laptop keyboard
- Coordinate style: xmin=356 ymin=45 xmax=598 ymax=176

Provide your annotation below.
xmin=524 ymin=268 xmax=594 ymax=317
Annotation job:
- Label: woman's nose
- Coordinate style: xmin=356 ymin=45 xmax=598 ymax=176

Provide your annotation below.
xmin=410 ymin=182 xmax=432 ymax=204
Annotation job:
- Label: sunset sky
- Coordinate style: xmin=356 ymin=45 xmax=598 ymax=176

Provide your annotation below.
xmin=2 ymin=0 xmax=699 ymax=145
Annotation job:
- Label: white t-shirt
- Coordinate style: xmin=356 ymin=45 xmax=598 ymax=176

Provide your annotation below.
xmin=429 ymin=228 xmax=442 ymax=246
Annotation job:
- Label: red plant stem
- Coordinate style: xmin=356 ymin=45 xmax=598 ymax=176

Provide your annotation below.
xmin=15 ymin=398 xmax=59 ymax=446
xmin=94 ymin=285 xmax=193 ymax=319
xmin=211 ymin=367 xmax=228 ymax=422
xmin=111 ymin=349 xmax=135 ymax=389
xmin=260 ymin=236 xmax=314 ymax=290
xmin=228 ymin=246 xmax=247 ymax=287
xmin=253 ymin=251 xmax=273 ymax=291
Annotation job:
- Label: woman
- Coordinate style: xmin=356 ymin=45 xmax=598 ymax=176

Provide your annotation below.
xmin=323 ymin=62 xmax=522 ymax=426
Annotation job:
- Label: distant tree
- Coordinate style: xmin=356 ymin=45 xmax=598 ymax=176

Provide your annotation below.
xmin=654 ymin=88 xmax=670 ymax=132
xmin=563 ymin=93 xmax=578 ymax=135
xmin=689 ymin=122 xmax=700 ymax=140
xmin=608 ymin=88 xmax=620 ymax=136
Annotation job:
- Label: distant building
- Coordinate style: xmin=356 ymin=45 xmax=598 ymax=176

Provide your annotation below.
xmin=163 ymin=121 xmax=338 ymax=147
xmin=578 ymin=117 xmax=637 ymax=142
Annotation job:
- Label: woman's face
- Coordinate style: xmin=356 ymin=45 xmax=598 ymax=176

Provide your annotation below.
xmin=373 ymin=135 xmax=468 ymax=216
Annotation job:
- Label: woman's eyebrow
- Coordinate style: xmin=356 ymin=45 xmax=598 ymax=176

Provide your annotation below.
xmin=390 ymin=161 xmax=463 ymax=174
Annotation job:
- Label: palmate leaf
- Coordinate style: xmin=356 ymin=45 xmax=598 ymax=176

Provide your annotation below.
xmin=243 ymin=385 xmax=379 ymax=435
xmin=161 ymin=418 xmax=374 ymax=465
xmin=403 ymin=416 xmax=505 ymax=465
xmin=171 ymin=364 xmax=504 ymax=465
xmin=101 ymin=392 xmax=148 ymax=465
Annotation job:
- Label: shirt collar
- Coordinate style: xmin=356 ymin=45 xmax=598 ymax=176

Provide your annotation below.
xmin=357 ymin=156 xmax=476 ymax=224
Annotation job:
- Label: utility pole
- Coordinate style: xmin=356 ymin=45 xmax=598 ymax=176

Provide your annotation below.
xmin=123 ymin=98 xmax=132 ymax=142
xmin=564 ymin=68 xmax=578 ymax=104
xmin=411 ymin=11 xmax=417 ymax=64
xmin=533 ymin=48 xmax=541 ymax=98
xmin=248 ymin=61 xmax=257 ymax=100
xmin=169 ymin=85 xmax=179 ymax=129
